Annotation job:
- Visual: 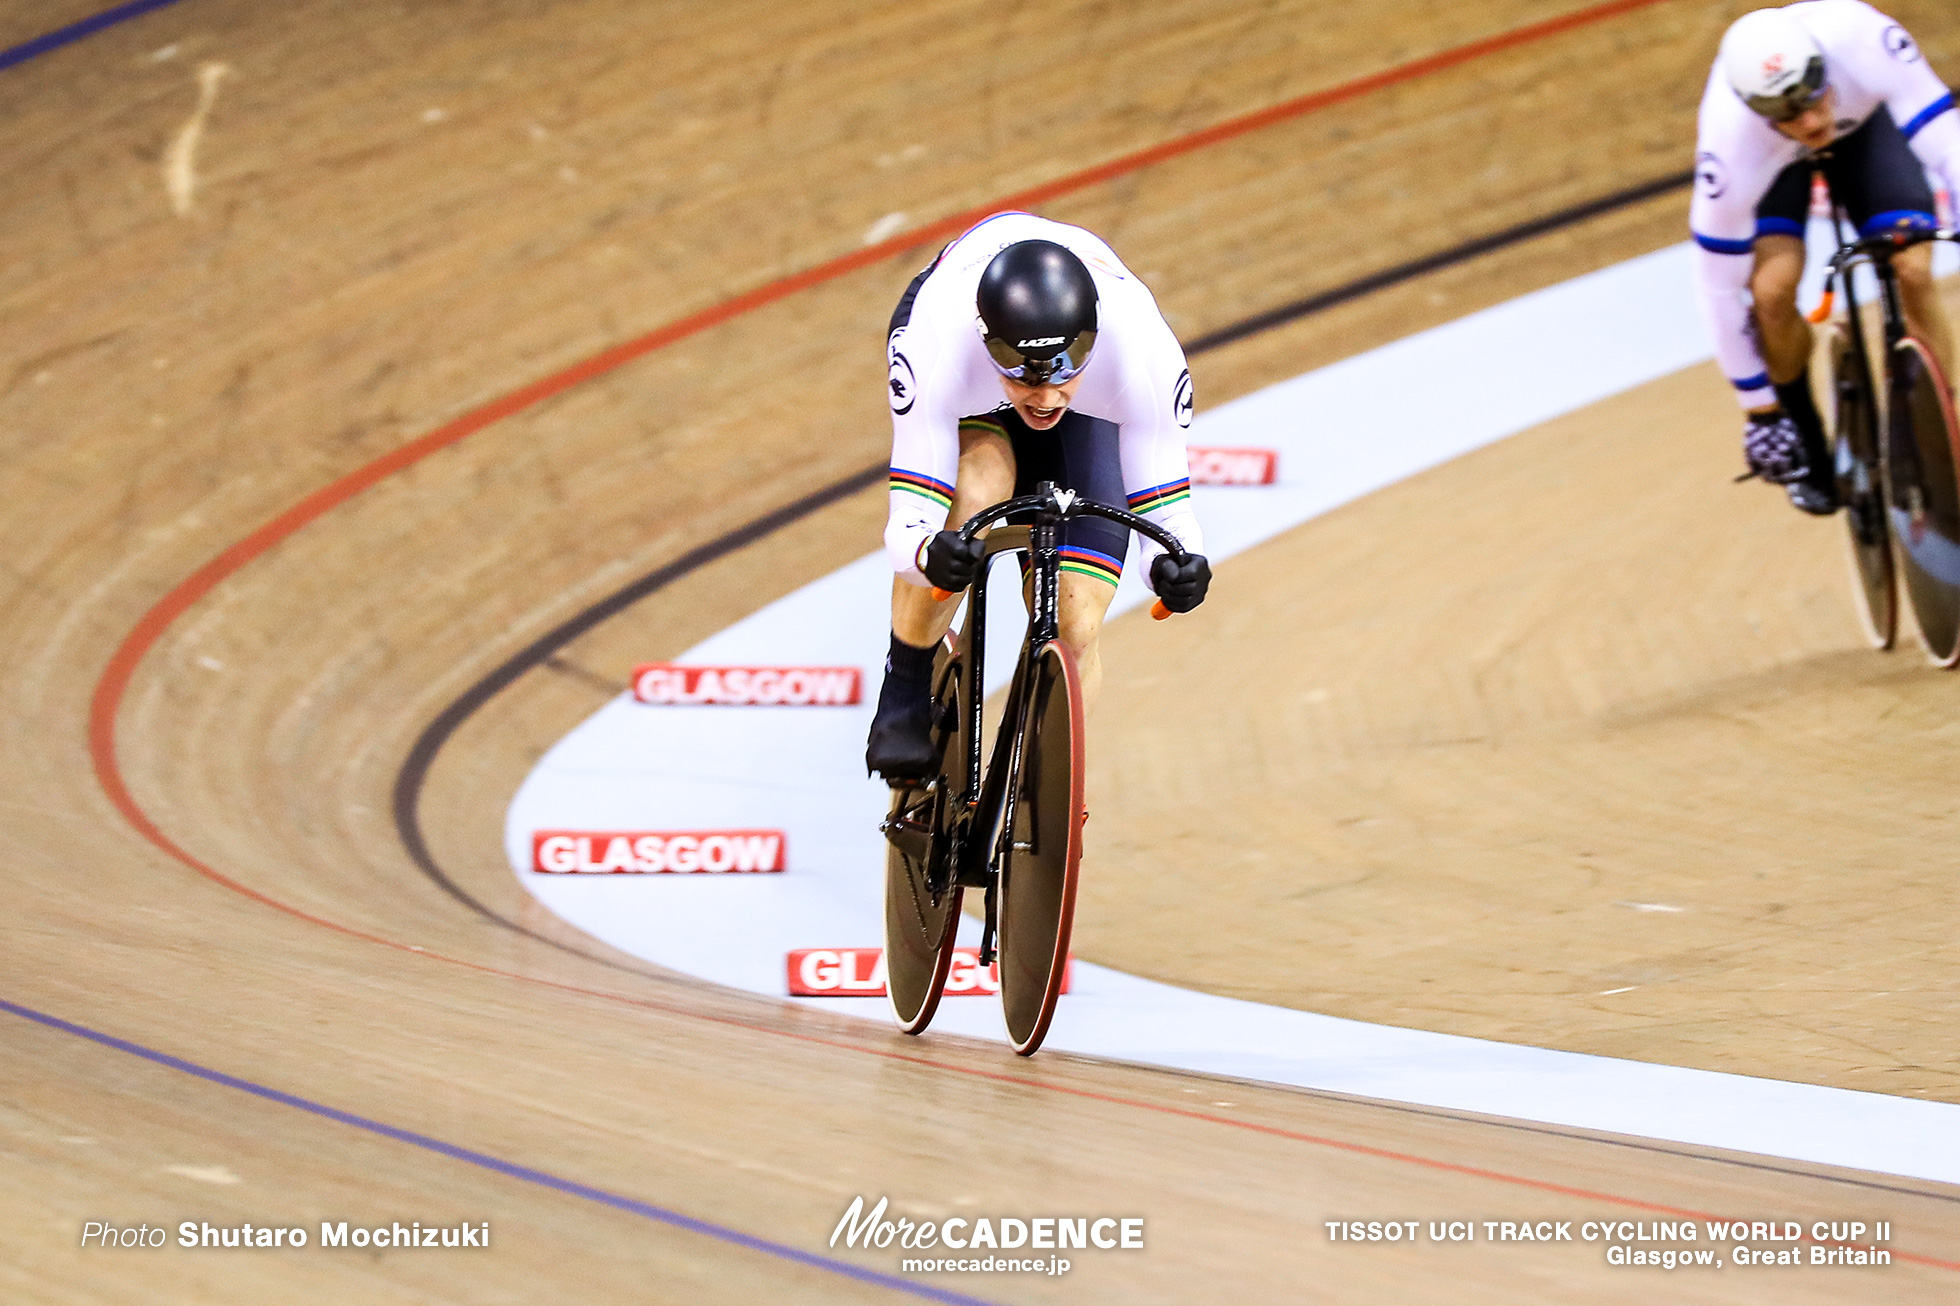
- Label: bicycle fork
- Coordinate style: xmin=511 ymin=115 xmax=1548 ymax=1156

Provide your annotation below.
xmin=979 ymin=493 xmax=1065 ymax=966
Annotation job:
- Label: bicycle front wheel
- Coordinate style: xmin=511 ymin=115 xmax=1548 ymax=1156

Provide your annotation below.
xmin=1828 ymin=323 xmax=1894 ymax=649
xmin=883 ymin=637 xmax=967 ymax=1034
xmin=998 ymin=640 xmax=1085 ymax=1057
xmin=1885 ymin=337 xmax=1960 ymax=666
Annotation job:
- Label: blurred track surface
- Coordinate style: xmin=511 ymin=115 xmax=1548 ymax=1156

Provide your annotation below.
xmin=4 ymin=1 xmax=1959 ymax=1300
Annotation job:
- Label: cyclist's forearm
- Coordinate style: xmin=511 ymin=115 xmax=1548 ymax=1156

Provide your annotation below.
xmin=1131 ymin=501 xmax=1204 ymax=585
xmin=885 ymin=471 xmax=951 ymax=586
xmin=1693 ymin=245 xmax=1777 ymax=410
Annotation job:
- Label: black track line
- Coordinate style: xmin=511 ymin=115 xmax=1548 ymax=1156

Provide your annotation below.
xmin=1182 ymin=169 xmax=1694 ymax=353
xmin=386 ymin=465 xmax=883 ymax=971
xmin=388 ymin=170 xmax=1692 ymax=974
xmin=373 ymin=169 xmax=1960 ymax=1198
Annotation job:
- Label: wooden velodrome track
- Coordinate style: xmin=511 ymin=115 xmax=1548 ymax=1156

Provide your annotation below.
xmin=4 ymin=0 xmax=1959 ymax=1300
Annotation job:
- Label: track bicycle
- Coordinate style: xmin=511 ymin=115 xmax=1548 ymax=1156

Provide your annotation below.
xmin=879 ymin=482 xmax=1190 ymax=1056
xmin=1811 ymin=221 xmax=1960 ymax=663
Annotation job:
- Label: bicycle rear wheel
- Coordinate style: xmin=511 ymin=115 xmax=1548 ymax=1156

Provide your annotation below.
xmin=1828 ymin=323 xmax=1895 ymax=649
xmin=883 ymin=636 xmax=967 ymax=1034
xmin=997 ymin=640 xmax=1085 ymax=1057
xmin=1885 ymin=338 xmax=1960 ymax=667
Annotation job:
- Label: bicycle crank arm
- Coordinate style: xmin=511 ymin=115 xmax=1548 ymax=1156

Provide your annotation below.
xmin=877 ymin=813 xmax=935 ymax=863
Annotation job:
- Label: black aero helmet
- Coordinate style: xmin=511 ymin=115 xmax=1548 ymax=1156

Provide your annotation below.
xmin=976 ymin=240 xmax=1099 ymax=386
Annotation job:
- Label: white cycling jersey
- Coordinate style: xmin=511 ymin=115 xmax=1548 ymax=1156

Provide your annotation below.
xmin=1689 ymin=0 xmax=1959 ymax=409
xmin=883 ymin=212 xmax=1203 ymax=586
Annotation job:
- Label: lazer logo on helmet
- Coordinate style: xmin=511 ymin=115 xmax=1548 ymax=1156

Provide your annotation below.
xmin=532 ymin=830 xmax=786 ymax=874
xmin=632 ymin=664 xmax=862 ymax=706
xmin=977 ymin=241 xmax=1099 ymax=384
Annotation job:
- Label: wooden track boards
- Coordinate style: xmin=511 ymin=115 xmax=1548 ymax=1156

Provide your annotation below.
xmin=1090 ymin=300 xmax=1960 ymax=1102
xmin=4 ymin=0 xmax=1960 ymax=1299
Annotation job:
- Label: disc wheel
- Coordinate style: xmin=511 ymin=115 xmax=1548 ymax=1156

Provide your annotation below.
xmin=1828 ymin=324 xmax=1895 ymax=649
xmin=997 ymin=640 xmax=1085 ymax=1057
xmin=1885 ymin=338 xmax=1960 ymax=667
xmin=882 ymin=638 xmax=967 ymax=1034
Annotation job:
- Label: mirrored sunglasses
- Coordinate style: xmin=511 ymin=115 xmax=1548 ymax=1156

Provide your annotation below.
xmin=1746 ymin=56 xmax=1827 ymax=123
xmin=982 ymin=329 xmax=1097 ymax=386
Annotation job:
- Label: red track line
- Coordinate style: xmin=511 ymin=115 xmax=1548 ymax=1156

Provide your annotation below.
xmin=81 ymin=0 xmax=1950 ymax=1263
xmin=80 ymin=702 xmax=1960 ymax=1271
xmin=517 ymin=980 xmax=1960 ymax=1271
xmin=90 ymin=0 xmax=1681 ymax=900
xmin=90 ymin=0 xmax=1681 ymax=883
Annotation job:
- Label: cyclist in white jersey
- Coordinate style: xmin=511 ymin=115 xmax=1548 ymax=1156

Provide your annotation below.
xmin=866 ymin=213 xmax=1210 ymax=778
xmin=1691 ymin=2 xmax=1958 ymax=514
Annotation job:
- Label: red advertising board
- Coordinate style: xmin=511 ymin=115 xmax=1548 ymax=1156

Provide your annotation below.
xmin=532 ymin=830 xmax=786 ymax=874
xmin=1187 ymin=447 xmax=1278 ymax=486
xmin=785 ymin=947 xmax=1073 ymax=997
xmin=632 ymin=664 xmax=861 ymax=706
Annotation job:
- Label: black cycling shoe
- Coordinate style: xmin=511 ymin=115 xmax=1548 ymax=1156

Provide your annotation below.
xmin=1786 ymin=475 xmax=1840 ymax=516
xmin=865 ymin=673 xmax=936 ymax=781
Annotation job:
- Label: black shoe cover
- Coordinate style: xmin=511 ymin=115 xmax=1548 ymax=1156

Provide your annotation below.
xmin=1785 ymin=477 xmax=1840 ymax=515
xmin=865 ymin=674 xmax=935 ymax=780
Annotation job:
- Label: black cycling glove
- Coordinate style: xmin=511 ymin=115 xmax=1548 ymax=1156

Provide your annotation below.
xmin=921 ymin=529 xmax=985 ymax=592
xmin=1150 ymin=553 xmax=1211 ymax=613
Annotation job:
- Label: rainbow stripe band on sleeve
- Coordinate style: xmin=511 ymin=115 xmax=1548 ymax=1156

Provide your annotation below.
xmin=1127 ymin=477 xmax=1191 ymax=515
xmin=889 ymin=468 xmax=954 ymax=509
xmin=1058 ymin=545 xmax=1123 ymax=586
xmin=958 ymin=416 xmax=1007 ymax=440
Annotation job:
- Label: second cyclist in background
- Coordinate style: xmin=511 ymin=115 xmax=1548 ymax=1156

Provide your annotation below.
xmin=1691 ymin=2 xmax=1959 ymax=514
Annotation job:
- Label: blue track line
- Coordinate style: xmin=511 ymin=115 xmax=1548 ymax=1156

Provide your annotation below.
xmin=0 ymin=997 xmax=1004 ymax=1305
xmin=0 ymin=0 xmax=189 ymax=74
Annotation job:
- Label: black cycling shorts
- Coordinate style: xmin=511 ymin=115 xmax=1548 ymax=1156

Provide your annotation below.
xmin=893 ymin=255 xmax=1129 ymax=585
xmin=1756 ymin=106 xmax=1938 ymax=240
xmin=958 ymin=407 xmax=1129 ymax=586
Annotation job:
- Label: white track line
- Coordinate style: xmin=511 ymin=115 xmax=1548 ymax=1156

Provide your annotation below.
xmin=164 ymin=63 xmax=229 ymax=217
xmin=507 ymin=235 xmax=1960 ymax=1184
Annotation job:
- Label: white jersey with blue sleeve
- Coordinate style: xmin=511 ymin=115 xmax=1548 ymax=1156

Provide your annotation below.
xmin=1688 ymin=0 xmax=1958 ymax=410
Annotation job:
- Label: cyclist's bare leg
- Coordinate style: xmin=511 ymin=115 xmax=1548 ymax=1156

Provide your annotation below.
xmin=1749 ymin=235 xmax=1810 ymax=395
xmin=1054 ymin=572 xmax=1115 ymax=713
xmin=1895 ymin=243 xmax=1958 ymax=394
xmin=891 ymin=425 xmax=1015 ymax=649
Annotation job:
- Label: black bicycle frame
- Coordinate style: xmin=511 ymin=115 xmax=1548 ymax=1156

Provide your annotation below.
xmin=948 ymin=482 xmax=1190 ymax=799
xmin=1820 ymin=222 xmax=1956 ymax=383
xmin=1818 ymin=223 xmax=1958 ymax=501
xmin=935 ymin=482 xmax=1193 ymax=956
xmin=1830 ymin=217 xmax=1881 ymax=415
